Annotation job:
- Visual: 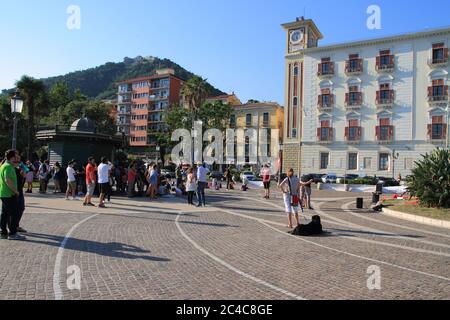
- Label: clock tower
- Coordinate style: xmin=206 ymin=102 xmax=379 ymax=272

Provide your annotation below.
xmin=281 ymin=17 xmax=323 ymax=174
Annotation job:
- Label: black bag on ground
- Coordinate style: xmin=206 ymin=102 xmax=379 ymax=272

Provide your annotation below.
xmin=291 ymin=215 xmax=323 ymax=236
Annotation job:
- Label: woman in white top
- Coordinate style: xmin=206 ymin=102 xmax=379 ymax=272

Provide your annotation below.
xmin=278 ymin=168 xmax=301 ymax=229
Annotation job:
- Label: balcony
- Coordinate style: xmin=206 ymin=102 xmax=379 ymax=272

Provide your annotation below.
xmin=428 ymin=57 xmax=449 ymax=69
xmin=262 ymin=121 xmax=270 ymax=128
xmin=375 ymin=125 xmax=394 ymax=144
xmin=317 ymin=62 xmax=335 ymax=79
xmin=376 ymin=91 xmax=395 ymax=109
xmin=317 ymin=128 xmax=334 ymax=144
xmin=428 ymin=94 xmax=449 ymax=107
xmin=345 ymin=93 xmax=363 ymax=110
xmin=345 ymin=127 xmax=362 ymax=144
xmin=117 ymin=109 xmax=131 ymax=115
xmin=318 ymin=95 xmax=334 ymax=112
xmin=427 ymin=124 xmax=447 ymax=143
xmin=345 ymin=59 xmax=363 ymax=76
xmin=376 ymin=55 xmax=395 ymax=73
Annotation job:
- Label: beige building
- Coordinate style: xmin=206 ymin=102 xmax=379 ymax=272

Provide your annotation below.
xmin=282 ymin=17 xmax=449 ymax=177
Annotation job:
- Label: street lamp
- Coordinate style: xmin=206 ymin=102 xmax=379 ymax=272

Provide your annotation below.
xmin=10 ymin=90 xmax=24 ymax=150
xmin=392 ymin=149 xmax=400 ymax=180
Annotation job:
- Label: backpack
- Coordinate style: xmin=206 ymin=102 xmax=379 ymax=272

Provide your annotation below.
xmin=291 ymin=215 xmax=323 ymax=236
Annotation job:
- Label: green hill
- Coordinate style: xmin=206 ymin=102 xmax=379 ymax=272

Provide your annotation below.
xmin=2 ymin=56 xmax=225 ymax=99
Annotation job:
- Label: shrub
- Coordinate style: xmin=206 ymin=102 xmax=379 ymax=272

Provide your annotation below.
xmin=408 ymin=148 xmax=450 ymax=208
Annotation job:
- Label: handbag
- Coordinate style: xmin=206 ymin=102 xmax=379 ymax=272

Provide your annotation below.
xmin=287 ymin=177 xmax=299 ymax=206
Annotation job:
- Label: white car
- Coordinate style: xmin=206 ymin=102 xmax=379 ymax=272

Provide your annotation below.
xmin=240 ymin=171 xmax=255 ymax=182
xmin=321 ymin=175 xmax=338 ymax=184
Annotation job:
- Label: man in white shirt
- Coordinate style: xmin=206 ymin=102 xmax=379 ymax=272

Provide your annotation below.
xmin=97 ymin=157 xmax=111 ymax=208
xmin=196 ymin=162 xmax=210 ymax=207
xmin=65 ymin=161 xmax=78 ymax=200
xmin=278 ymin=168 xmax=301 ymax=229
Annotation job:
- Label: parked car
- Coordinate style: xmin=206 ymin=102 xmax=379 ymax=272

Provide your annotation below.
xmin=376 ymin=177 xmax=400 ymax=187
xmin=321 ymin=175 xmax=338 ymax=184
xmin=311 ymin=174 xmax=325 ymax=184
xmin=336 ymin=174 xmax=360 ymax=184
xmin=240 ymin=171 xmax=255 ymax=182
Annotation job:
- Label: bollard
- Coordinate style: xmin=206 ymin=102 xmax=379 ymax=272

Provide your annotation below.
xmin=356 ymin=197 xmax=364 ymax=209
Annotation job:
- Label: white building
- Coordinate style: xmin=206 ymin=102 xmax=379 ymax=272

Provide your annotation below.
xmin=282 ymin=18 xmax=450 ymax=178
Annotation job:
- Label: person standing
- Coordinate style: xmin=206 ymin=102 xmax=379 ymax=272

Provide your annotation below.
xmin=300 ymin=173 xmax=314 ymax=210
xmin=225 ymin=168 xmax=233 ymax=190
xmin=38 ymin=160 xmax=50 ymax=194
xmin=53 ymin=162 xmax=62 ymax=194
xmin=14 ymin=155 xmax=27 ymax=234
xmin=175 ymin=164 xmax=183 ymax=189
xmin=278 ymin=168 xmax=301 ymax=229
xmin=25 ymin=161 xmax=35 ymax=193
xmin=147 ymin=164 xmax=158 ymax=200
xmin=83 ymin=157 xmax=97 ymax=207
xmin=262 ymin=164 xmax=271 ymax=199
xmin=127 ymin=162 xmax=137 ymax=198
xmin=97 ymin=157 xmax=110 ymax=208
xmin=65 ymin=161 xmax=78 ymax=200
xmin=186 ymin=168 xmax=196 ymax=205
xmin=0 ymin=150 xmax=24 ymax=240
xmin=196 ymin=162 xmax=210 ymax=207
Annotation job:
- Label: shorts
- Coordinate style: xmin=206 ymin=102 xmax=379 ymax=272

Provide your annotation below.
xmin=283 ymin=193 xmax=298 ymax=215
xmin=67 ymin=181 xmax=76 ymax=192
xmin=301 ymin=186 xmax=311 ymax=196
xmin=86 ymin=182 xmax=96 ymax=196
xmin=263 ymin=181 xmax=271 ymax=190
xmin=99 ymin=182 xmax=110 ymax=194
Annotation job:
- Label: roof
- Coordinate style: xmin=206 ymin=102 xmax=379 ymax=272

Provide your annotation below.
xmin=234 ymin=102 xmax=283 ymax=110
xmin=300 ymin=26 xmax=450 ymax=54
xmin=117 ymin=72 xmax=184 ymax=85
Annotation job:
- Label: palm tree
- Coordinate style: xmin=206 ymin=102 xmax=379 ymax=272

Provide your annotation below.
xmin=16 ymin=75 xmax=46 ymax=160
xmin=181 ymin=76 xmax=210 ymax=113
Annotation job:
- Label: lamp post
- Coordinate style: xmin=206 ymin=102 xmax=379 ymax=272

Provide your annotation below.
xmin=10 ymin=90 xmax=24 ymax=150
xmin=392 ymin=149 xmax=399 ymax=180
xmin=446 ymin=105 xmax=449 ymax=150
xmin=278 ymin=143 xmax=283 ymax=181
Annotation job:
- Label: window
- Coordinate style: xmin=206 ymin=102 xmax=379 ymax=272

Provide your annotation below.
xmin=347 ymin=119 xmax=360 ymax=141
xmin=320 ymin=153 xmax=329 ymax=170
xmin=246 ymin=114 xmax=252 ymax=127
xmin=318 ymin=58 xmax=334 ymax=76
xmin=348 ymin=153 xmax=358 ymax=170
xmin=380 ymin=50 xmax=391 ymax=66
xmin=379 ymin=153 xmax=390 ymax=171
xmin=293 ymin=66 xmax=299 ymax=76
xmin=229 ymin=114 xmax=236 ymax=127
xmin=263 ymin=113 xmax=269 ymax=126
xmin=432 ymin=43 xmax=448 ymax=64
xmin=363 ymin=157 xmax=372 ymax=170
xmin=430 ymin=115 xmax=445 ymax=140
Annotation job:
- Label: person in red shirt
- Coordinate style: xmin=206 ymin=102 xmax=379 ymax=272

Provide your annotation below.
xmin=83 ymin=157 xmax=97 ymax=207
xmin=127 ymin=162 xmax=137 ymax=198
xmin=262 ymin=164 xmax=271 ymax=199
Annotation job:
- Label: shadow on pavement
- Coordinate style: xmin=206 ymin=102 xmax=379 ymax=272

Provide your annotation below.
xmin=24 ymin=233 xmax=171 ymax=262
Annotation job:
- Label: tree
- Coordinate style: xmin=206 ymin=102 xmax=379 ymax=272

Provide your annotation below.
xmin=181 ymin=76 xmax=210 ymax=113
xmin=408 ymin=148 xmax=450 ymax=208
xmin=16 ymin=76 xmax=47 ymax=160
xmin=198 ymin=101 xmax=233 ymax=132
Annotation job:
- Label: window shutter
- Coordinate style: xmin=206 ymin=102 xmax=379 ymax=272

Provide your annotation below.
xmin=376 ymin=56 xmax=380 ymax=67
xmin=428 ymin=86 xmax=433 ymax=97
xmin=345 ymin=127 xmax=349 ymax=138
xmin=376 ymin=90 xmax=381 ymax=103
xmin=427 ymin=124 xmax=432 ymax=137
xmin=390 ymin=90 xmax=395 ymax=100
xmin=389 ymin=126 xmax=394 ymax=139
xmin=329 ymin=95 xmax=334 ymax=105
xmin=389 ymin=55 xmax=394 ymax=65
xmin=357 ymin=127 xmax=362 ymax=139
xmin=317 ymin=128 xmax=321 ymax=139
xmin=444 ymin=48 xmax=449 ymax=60
xmin=445 ymin=85 xmax=449 ymax=96
xmin=329 ymin=128 xmax=334 ymax=140
xmin=318 ymin=63 xmax=322 ymax=75
xmin=345 ymin=93 xmax=349 ymax=103
xmin=330 ymin=62 xmax=334 ymax=74
xmin=318 ymin=95 xmax=323 ymax=106
xmin=375 ymin=126 xmax=380 ymax=139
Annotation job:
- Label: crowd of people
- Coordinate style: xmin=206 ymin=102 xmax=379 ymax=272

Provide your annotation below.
xmin=0 ymin=147 xmax=316 ymax=240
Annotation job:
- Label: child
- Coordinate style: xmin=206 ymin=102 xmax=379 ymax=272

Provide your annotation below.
xmin=186 ymin=168 xmax=196 ymax=205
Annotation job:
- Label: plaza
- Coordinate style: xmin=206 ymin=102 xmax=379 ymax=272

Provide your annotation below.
xmin=0 ymin=187 xmax=448 ymax=300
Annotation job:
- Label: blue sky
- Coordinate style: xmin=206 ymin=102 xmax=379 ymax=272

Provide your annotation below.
xmin=1 ymin=0 xmax=449 ymax=104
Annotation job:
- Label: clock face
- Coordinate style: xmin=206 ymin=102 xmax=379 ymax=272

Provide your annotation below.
xmin=290 ymin=30 xmax=304 ymax=45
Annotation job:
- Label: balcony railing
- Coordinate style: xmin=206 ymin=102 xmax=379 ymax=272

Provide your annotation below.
xmin=345 ymin=59 xmax=363 ymax=75
xmin=428 ymin=56 xmax=449 ymax=68
xmin=317 ymin=62 xmax=335 ymax=78
xmin=345 ymin=93 xmax=363 ymax=109
xmin=375 ymin=125 xmax=394 ymax=143
xmin=376 ymin=91 xmax=395 ymax=108
xmin=317 ymin=128 xmax=334 ymax=144
xmin=318 ymin=95 xmax=334 ymax=111
xmin=376 ymin=55 xmax=395 ymax=73
xmin=262 ymin=121 xmax=270 ymax=127
xmin=428 ymin=95 xmax=449 ymax=106
xmin=345 ymin=127 xmax=362 ymax=143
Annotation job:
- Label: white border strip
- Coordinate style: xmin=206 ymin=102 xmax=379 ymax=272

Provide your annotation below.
xmin=382 ymin=208 xmax=450 ymax=230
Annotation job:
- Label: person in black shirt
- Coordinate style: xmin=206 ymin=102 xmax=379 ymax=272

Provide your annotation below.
xmin=14 ymin=155 xmax=27 ymax=233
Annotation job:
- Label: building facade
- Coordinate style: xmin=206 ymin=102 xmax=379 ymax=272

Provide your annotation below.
xmin=206 ymin=92 xmax=242 ymax=106
xmin=282 ymin=18 xmax=450 ymax=177
xmin=229 ymin=102 xmax=284 ymax=171
xmin=116 ymin=68 xmax=183 ymax=155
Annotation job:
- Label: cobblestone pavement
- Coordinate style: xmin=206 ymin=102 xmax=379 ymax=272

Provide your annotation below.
xmin=0 ymin=186 xmax=449 ymax=300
